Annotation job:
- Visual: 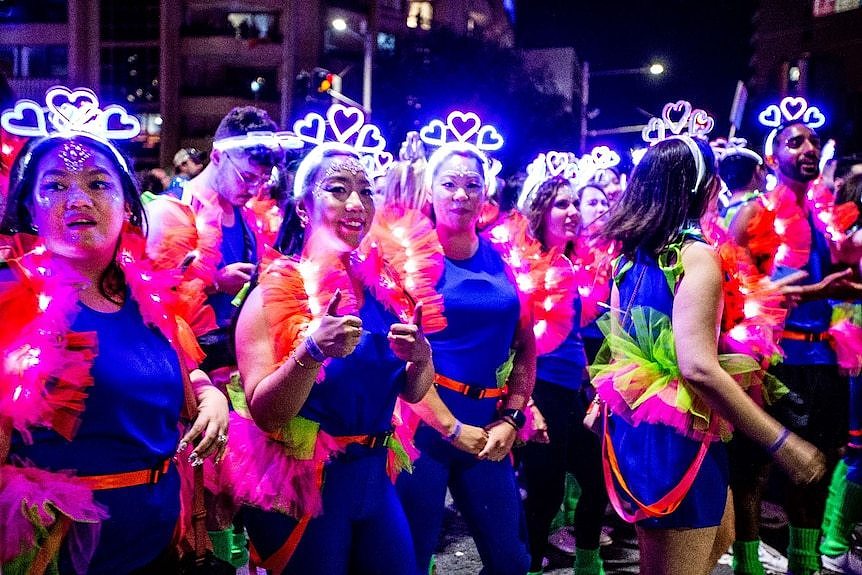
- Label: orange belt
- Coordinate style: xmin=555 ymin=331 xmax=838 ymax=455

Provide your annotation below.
xmin=333 ymin=430 xmax=393 ymax=449
xmin=434 ymin=373 xmax=507 ymax=399
xmin=782 ymin=329 xmax=829 ymax=343
xmin=77 ymin=459 xmax=172 ymax=490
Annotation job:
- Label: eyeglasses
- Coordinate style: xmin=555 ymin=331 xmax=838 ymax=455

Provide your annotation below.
xmin=314 ymin=182 xmax=375 ymax=203
xmin=243 ymin=144 xmax=285 ymax=166
xmin=224 ymin=154 xmax=271 ymax=189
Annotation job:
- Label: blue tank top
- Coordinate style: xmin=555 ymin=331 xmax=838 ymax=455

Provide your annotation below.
xmin=12 ymin=294 xmax=184 ymax=573
xmin=775 ymin=212 xmax=835 ymax=365
xmin=428 ymin=238 xmax=521 ymax=426
xmin=209 ymin=206 xmax=258 ymax=328
xmin=299 ymin=290 xmax=407 ymax=437
xmin=609 ymin=244 xmax=728 ymax=529
xmin=536 ymin=297 xmax=587 ymax=389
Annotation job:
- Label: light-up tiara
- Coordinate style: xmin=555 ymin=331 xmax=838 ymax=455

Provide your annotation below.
xmin=641 ymin=100 xmax=715 ymax=194
xmin=517 ymin=151 xmax=579 ymax=210
xmin=418 ymin=111 xmax=504 ymax=152
xmin=576 ymin=146 xmax=622 ymax=187
xmin=710 ymin=137 xmax=763 ymax=164
xmin=212 ymin=131 xmax=303 ymax=154
xmin=641 ymin=100 xmax=715 ymax=145
xmin=1 ymin=86 xmax=142 ymax=140
xmin=292 ymin=104 xmax=391 ymax=178
xmin=759 ymin=96 xmax=826 ymax=157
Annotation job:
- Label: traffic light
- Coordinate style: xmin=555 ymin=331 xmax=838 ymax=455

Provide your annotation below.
xmin=311 ymin=68 xmax=341 ymax=96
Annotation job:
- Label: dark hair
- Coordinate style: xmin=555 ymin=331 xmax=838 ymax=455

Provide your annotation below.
xmin=214 ymin=106 xmax=277 ymax=141
xmin=0 ymin=134 xmax=145 ymax=303
xmin=602 ymin=137 xmax=716 ymax=257
xmin=140 ymin=172 xmax=165 ymax=195
xmin=275 ymin=144 xmax=363 ymax=256
xmin=523 ymin=175 xmax=576 ymax=251
xmin=214 ymin=106 xmax=281 ymax=168
xmin=718 ymin=154 xmax=760 ymax=192
xmin=836 ymin=173 xmax=862 ymax=229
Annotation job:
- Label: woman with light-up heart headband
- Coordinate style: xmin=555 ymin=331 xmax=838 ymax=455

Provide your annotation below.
xmin=226 ymin=104 xmax=435 ymax=574
xmin=390 ymin=111 xmax=535 ymax=575
xmin=0 ymin=87 xmax=229 ymax=574
xmin=507 ymin=151 xmax=610 ymax=575
xmin=589 ymin=101 xmax=826 ymax=575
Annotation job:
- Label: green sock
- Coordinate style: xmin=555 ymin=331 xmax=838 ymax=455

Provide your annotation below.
xmin=564 ymin=473 xmax=582 ymax=526
xmin=787 ymin=526 xmax=821 ymax=575
xmin=574 ymin=547 xmax=604 ymax=575
xmin=732 ymin=540 xmax=765 ymax=575
xmin=428 ymin=554 xmax=436 ymax=575
xmin=527 ymin=571 xmax=544 ymax=575
xmin=208 ymin=528 xmax=233 ymax=565
xmin=821 ymin=460 xmax=847 ymax=539
xmin=230 ymin=526 xmax=250 ymax=568
xmin=821 ymin=467 xmax=862 ymax=556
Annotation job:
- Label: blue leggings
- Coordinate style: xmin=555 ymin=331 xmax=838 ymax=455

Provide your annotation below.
xmin=244 ymin=448 xmax=418 ymax=575
xmin=396 ymin=424 xmax=531 ymax=575
xmin=848 ymin=376 xmax=862 ymax=484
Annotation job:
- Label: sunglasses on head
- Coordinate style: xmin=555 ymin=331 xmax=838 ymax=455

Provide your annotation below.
xmin=243 ymin=145 xmax=285 ymax=167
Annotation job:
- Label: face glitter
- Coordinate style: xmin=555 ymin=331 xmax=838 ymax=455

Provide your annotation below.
xmin=323 ymin=158 xmax=365 ymax=178
xmin=58 ymin=141 xmax=92 ymax=172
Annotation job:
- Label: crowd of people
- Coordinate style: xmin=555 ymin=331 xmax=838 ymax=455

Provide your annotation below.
xmin=0 ymin=85 xmax=860 ymax=575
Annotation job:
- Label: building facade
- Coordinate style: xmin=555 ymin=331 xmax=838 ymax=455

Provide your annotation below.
xmin=0 ymin=0 xmax=512 ymax=169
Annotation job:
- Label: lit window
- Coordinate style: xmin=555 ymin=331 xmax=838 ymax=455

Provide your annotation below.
xmin=406 ymin=1 xmax=433 ymax=31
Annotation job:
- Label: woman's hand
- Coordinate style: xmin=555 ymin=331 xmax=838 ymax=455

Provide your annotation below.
xmin=478 ymin=420 xmax=518 ymax=461
xmin=311 ymin=290 xmax=363 ymax=358
xmin=772 ymin=431 xmax=827 ymax=486
xmin=451 ymin=423 xmax=489 ymax=456
xmin=180 ymin=383 xmax=230 ymax=465
xmin=389 ymin=302 xmax=432 ymax=363
xmin=527 ymin=402 xmax=550 ymax=444
xmin=214 ymin=262 xmax=255 ymax=295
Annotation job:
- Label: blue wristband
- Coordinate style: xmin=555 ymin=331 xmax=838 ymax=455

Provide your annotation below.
xmin=768 ymin=428 xmax=791 ymax=455
xmin=304 ymin=334 xmax=327 ymax=362
xmin=444 ymin=420 xmax=462 ymax=443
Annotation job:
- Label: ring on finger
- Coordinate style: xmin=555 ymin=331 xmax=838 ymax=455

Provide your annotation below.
xmin=216 ymin=433 xmax=228 ymax=444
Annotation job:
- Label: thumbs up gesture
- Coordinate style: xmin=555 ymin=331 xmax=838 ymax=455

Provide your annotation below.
xmin=310 ymin=289 xmax=364 ymax=358
xmin=388 ymin=302 xmax=433 ymax=363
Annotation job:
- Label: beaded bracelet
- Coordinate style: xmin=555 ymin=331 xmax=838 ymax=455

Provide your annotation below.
xmin=304 ymin=334 xmax=327 ymax=362
xmin=768 ymin=427 xmax=791 ymax=455
xmin=444 ymin=420 xmax=463 ymax=443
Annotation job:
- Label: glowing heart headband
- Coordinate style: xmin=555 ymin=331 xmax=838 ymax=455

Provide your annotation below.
xmin=709 ymin=137 xmax=763 ymax=165
xmin=418 ymin=111 xmax=504 ymax=152
xmin=517 ymin=151 xmax=579 ymax=210
xmin=641 ymin=100 xmax=715 ymax=145
xmin=759 ymin=96 xmax=826 ymax=157
xmin=576 ymin=145 xmax=622 ymax=187
xmin=292 ymin=103 xmax=390 ymax=178
xmin=1 ymin=86 xmax=142 ymax=140
xmin=212 ymin=131 xmax=303 ymax=154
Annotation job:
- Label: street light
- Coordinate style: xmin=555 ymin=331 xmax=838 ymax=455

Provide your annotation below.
xmin=579 ymin=61 xmax=666 ymax=152
xmin=330 ymin=17 xmax=373 ymax=112
xmin=331 ymin=17 xmax=348 ymax=32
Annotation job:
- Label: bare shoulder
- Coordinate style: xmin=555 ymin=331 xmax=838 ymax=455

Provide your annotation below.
xmin=680 ymin=241 xmax=721 ymax=282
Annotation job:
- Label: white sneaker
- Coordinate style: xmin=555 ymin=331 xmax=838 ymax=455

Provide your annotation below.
xmin=822 ymin=551 xmax=862 ymax=574
xmin=548 ymin=527 xmax=576 ymax=556
xmin=718 ymin=541 xmax=788 ymax=574
xmin=757 ymin=541 xmax=788 ymax=574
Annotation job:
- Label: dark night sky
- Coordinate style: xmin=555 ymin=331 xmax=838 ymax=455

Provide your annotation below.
xmin=515 ymin=0 xmax=758 ymax=151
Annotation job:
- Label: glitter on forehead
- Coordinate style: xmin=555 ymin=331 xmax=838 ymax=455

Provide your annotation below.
xmin=439 ymin=168 xmax=482 ymax=179
xmin=323 ymin=158 xmax=365 ymax=179
xmin=58 ymin=141 xmax=92 ymax=172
